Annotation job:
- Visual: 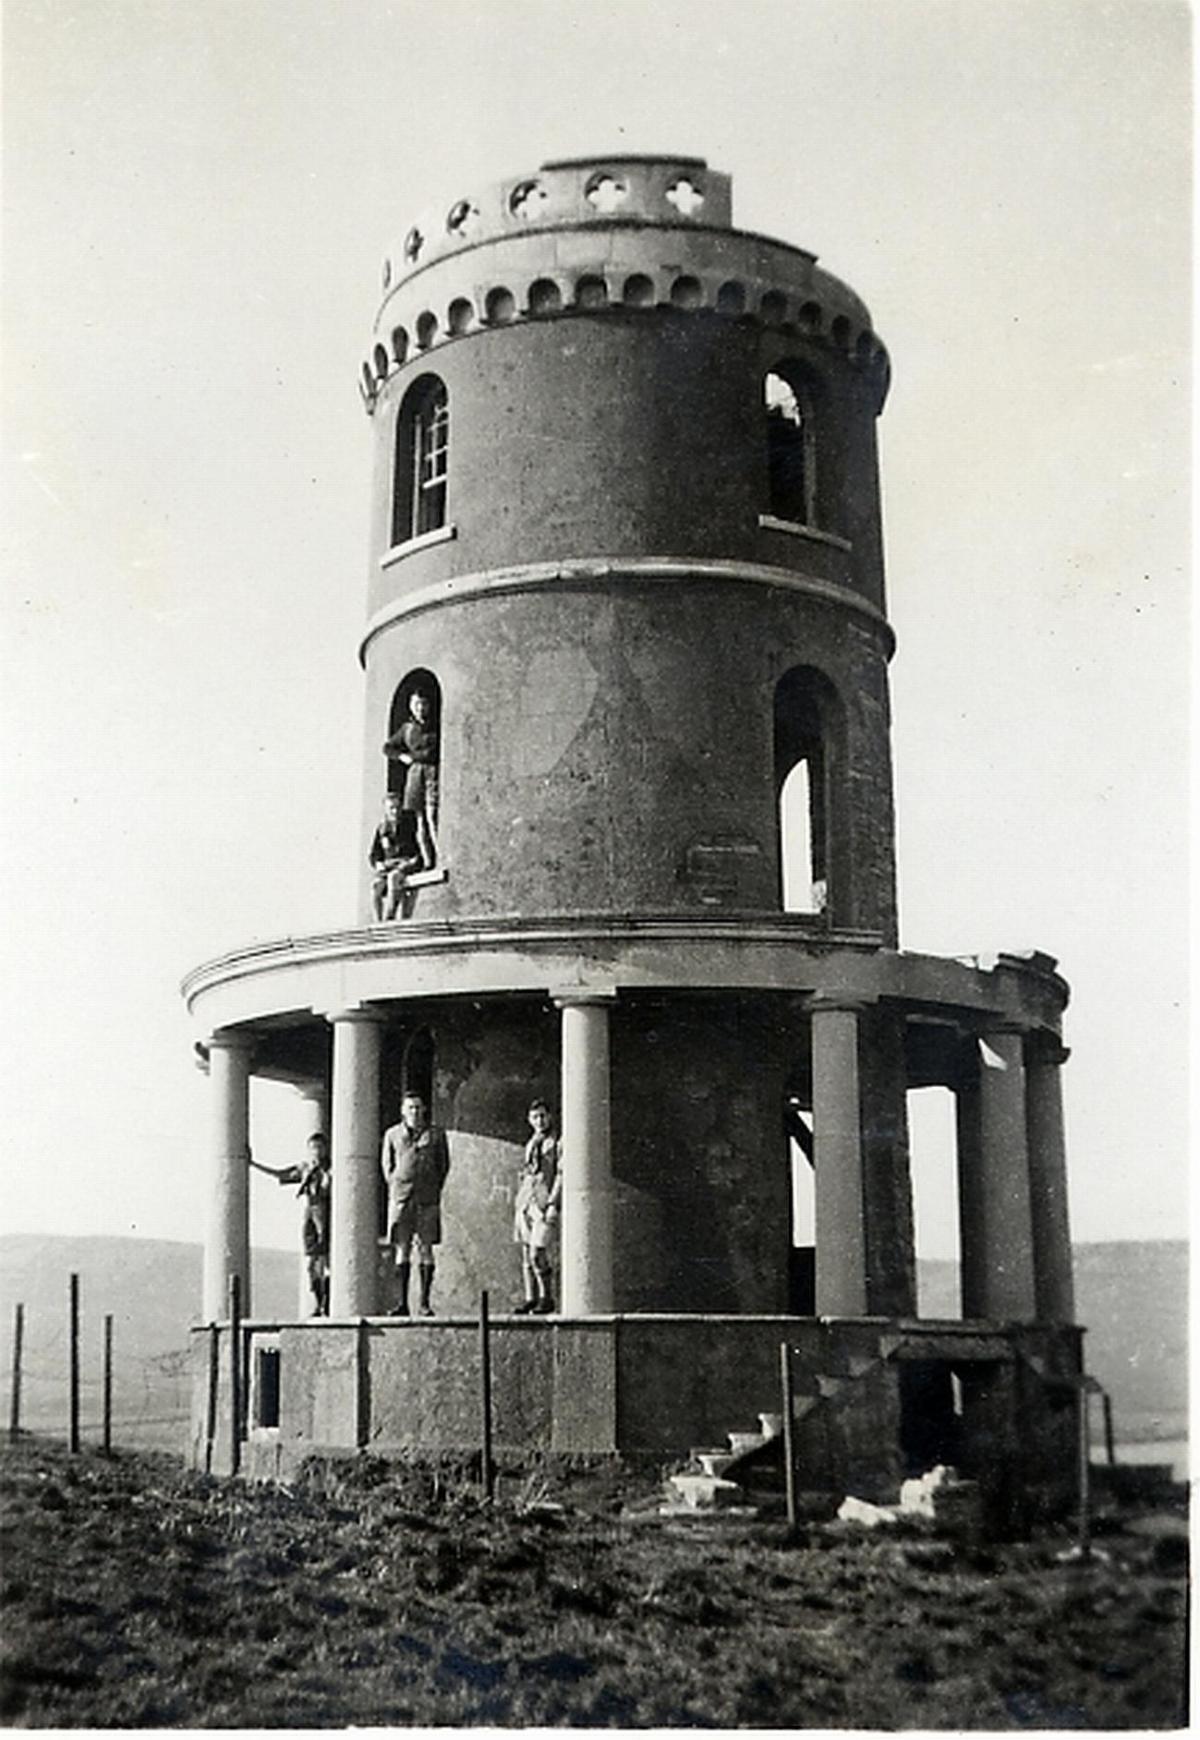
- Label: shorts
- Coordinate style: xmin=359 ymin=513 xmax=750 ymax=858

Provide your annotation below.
xmin=389 ymin=1199 xmax=441 ymax=1257
xmin=514 ymin=1203 xmax=554 ymax=1252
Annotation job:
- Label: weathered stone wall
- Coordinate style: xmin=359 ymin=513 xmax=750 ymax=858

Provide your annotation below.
xmin=357 ymin=202 xmax=897 ymax=939
xmin=197 ymin=1319 xmax=1082 ymax=1530
xmin=367 ymin=994 xmax=795 ymax=1319
xmin=359 ymin=579 xmax=898 ymax=940
xmin=609 ymin=997 xmax=793 ymax=1313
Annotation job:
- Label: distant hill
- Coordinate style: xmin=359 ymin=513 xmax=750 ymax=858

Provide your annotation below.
xmin=1072 ymin=1241 xmax=1187 ymax=1439
xmin=918 ymin=1239 xmax=1187 ymax=1442
xmin=0 ymin=1234 xmax=1186 ymax=1454
xmin=0 ymin=1235 xmax=297 ymax=1451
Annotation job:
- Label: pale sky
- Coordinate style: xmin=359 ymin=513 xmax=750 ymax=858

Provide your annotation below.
xmin=2 ymin=0 xmax=1190 ymax=1259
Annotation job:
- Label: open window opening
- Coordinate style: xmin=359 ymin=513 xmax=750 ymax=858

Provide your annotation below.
xmin=381 ymin=670 xmax=441 ymax=870
xmin=392 ymin=375 xmax=448 ymax=547
xmin=765 ymin=367 xmax=817 ymax=526
xmin=898 ymin=1360 xmax=964 ymax=1474
xmin=900 ymin=1358 xmax=1013 ymax=1492
xmin=252 ymin=1343 xmax=281 ymax=1430
xmin=784 ymin=1081 xmax=816 ymax=1314
xmin=774 ymin=666 xmax=837 ymax=917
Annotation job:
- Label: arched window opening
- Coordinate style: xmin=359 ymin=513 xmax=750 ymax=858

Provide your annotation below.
xmin=764 ymin=368 xmax=816 ymax=526
xmin=780 ymin=762 xmax=825 ymax=914
xmin=382 ymin=669 xmax=441 ymax=868
xmin=775 ymin=666 xmax=837 ymax=917
xmin=392 ymin=376 xmax=449 ymax=547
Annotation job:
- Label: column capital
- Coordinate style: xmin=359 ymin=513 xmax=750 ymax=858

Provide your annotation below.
xmin=551 ymin=985 xmax=619 ymax=1009
xmin=322 ymin=1004 xmax=386 ymax=1027
xmin=806 ymin=992 xmax=875 ymax=1016
xmin=206 ymin=1028 xmax=256 ymax=1055
xmin=1027 ymin=1035 xmax=1071 ymax=1068
xmin=979 ymin=1020 xmax=1029 ymax=1039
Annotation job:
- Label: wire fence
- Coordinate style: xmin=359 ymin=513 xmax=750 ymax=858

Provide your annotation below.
xmin=4 ymin=1284 xmax=193 ymax=1455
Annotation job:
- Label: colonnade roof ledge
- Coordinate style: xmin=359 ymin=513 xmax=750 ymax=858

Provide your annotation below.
xmin=180 ymin=917 xmax=1068 ymax=1039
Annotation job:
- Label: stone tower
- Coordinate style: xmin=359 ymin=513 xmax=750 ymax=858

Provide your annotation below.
xmin=353 ymin=152 xmax=912 ymax=1320
xmin=185 ymin=157 xmax=1081 ymax=1511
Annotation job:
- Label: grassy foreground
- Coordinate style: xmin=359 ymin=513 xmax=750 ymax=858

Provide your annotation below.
xmin=0 ymin=1435 xmax=1187 ymax=1729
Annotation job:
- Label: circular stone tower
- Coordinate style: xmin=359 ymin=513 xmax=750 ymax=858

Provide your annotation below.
xmin=355 ymin=153 xmax=903 ymax=1317
xmin=185 ymin=157 xmax=1080 ymax=1502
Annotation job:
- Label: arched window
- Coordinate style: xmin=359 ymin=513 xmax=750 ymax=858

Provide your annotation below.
xmin=764 ymin=369 xmax=817 ymax=526
xmin=382 ymin=669 xmax=441 ymax=868
xmin=392 ymin=376 xmax=449 ymax=546
xmin=780 ymin=761 xmax=819 ymax=912
xmin=774 ymin=665 xmax=838 ymax=916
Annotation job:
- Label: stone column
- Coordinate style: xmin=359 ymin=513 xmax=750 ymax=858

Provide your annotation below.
xmin=203 ymin=1031 xmax=253 ymax=1321
xmin=294 ymin=1083 xmax=330 ymax=1318
xmin=328 ymin=1008 xmax=384 ymax=1318
xmin=973 ymin=1027 xmax=1037 ymax=1321
xmin=954 ymin=1067 xmax=987 ymax=1319
xmin=809 ymin=997 xmax=868 ymax=1317
xmin=1026 ymin=1041 xmax=1075 ymax=1323
xmin=554 ymin=991 xmax=616 ymax=1315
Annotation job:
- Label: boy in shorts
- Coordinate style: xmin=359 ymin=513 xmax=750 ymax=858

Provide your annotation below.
xmin=380 ymin=1091 xmax=450 ymax=1315
xmin=512 ymin=1101 xmax=561 ymax=1314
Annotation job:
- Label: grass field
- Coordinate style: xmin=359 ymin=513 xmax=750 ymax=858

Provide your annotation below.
xmin=0 ymin=1436 xmax=1187 ymax=1729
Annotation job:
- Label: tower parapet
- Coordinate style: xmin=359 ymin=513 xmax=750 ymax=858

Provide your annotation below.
xmin=363 ymin=156 xmax=886 ymax=401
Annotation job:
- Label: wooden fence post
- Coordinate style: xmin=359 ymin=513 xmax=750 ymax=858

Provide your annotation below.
xmin=228 ymin=1274 xmax=242 ymax=1477
xmin=479 ymin=1290 xmax=494 ymax=1502
xmin=9 ymin=1304 xmax=24 ymax=1443
xmin=780 ymin=1341 xmax=797 ymax=1531
xmin=1076 ymin=1382 xmax=1091 ymax=1559
xmin=69 ymin=1273 xmax=80 ymax=1454
xmin=102 ymin=1314 xmax=113 ymax=1456
xmin=205 ymin=1323 xmax=220 ymax=1474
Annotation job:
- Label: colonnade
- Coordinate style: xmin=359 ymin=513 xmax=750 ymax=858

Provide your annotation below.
xmin=200 ymin=995 xmax=1074 ymax=1328
xmin=957 ymin=1031 xmax=1075 ymax=1324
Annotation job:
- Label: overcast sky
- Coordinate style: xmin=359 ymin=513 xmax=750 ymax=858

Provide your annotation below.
xmin=2 ymin=0 xmax=1190 ymax=1259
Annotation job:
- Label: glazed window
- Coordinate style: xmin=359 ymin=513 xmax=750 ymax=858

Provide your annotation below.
xmin=392 ymin=376 xmax=449 ymax=545
xmin=775 ymin=665 xmax=838 ymax=916
xmin=765 ymin=369 xmax=816 ymax=526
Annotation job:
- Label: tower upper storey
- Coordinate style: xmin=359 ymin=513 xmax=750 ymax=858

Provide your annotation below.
xmin=358 ymin=155 xmax=892 ymax=626
xmin=356 ymin=156 xmax=900 ymax=939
